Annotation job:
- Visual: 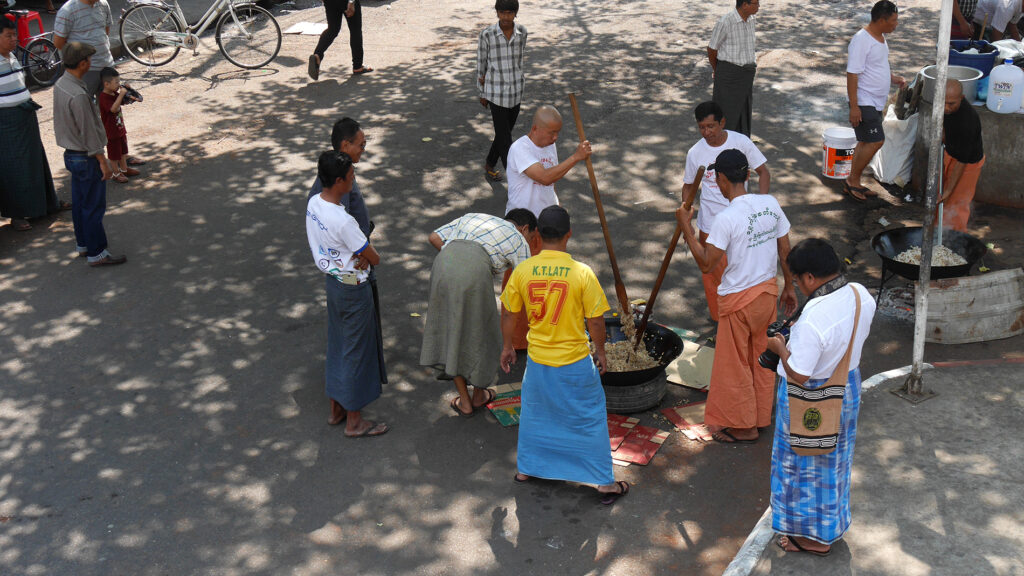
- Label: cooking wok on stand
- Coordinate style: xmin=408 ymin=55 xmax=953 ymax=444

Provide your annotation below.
xmin=871 ymin=227 xmax=987 ymax=302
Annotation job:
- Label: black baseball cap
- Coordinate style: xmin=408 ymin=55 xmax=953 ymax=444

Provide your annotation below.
xmin=537 ymin=205 xmax=570 ymax=238
xmin=708 ymin=149 xmax=749 ymax=179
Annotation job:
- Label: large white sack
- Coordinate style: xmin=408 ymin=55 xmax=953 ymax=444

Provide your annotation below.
xmin=867 ymin=106 xmax=918 ymax=187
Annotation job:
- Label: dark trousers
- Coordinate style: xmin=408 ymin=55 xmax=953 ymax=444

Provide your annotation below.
xmin=313 ymin=0 xmax=363 ymax=69
xmin=486 ymin=102 xmax=520 ymax=170
xmin=713 ymin=60 xmax=756 ymax=137
xmin=64 ymin=152 xmax=108 ymax=257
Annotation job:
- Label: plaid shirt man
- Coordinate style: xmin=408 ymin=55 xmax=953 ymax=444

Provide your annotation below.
xmin=708 ymin=9 xmax=757 ymax=66
xmin=434 ymin=213 xmax=530 ymax=274
xmin=476 ymin=22 xmax=527 ymax=109
xmin=958 ymin=0 xmax=979 ymax=20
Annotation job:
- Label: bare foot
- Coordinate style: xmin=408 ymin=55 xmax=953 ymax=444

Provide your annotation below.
xmin=328 ymin=399 xmax=346 ymax=425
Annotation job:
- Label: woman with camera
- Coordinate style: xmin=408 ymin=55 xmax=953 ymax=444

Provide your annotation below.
xmin=765 ymin=238 xmax=876 ymax=556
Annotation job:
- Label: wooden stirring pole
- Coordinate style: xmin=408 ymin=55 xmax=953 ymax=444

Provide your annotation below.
xmin=568 ymin=93 xmax=630 ymax=316
xmin=633 ymin=166 xmax=706 ymax=350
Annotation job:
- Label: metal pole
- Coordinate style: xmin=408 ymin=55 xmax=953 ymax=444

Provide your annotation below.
xmin=899 ymin=0 xmax=953 ymax=401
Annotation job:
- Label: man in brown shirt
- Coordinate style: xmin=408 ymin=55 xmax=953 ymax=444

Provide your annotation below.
xmin=53 ymin=42 xmax=125 ymax=266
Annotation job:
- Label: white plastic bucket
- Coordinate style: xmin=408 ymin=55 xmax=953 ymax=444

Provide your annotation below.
xmin=822 ymin=127 xmax=857 ymax=179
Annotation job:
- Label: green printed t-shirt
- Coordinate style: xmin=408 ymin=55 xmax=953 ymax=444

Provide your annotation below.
xmin=501 ymin=250 xmax=610 ymax=367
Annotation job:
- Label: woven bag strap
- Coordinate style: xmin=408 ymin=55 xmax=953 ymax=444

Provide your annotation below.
xmin=823 ymin=286 xmax=861 ymax=387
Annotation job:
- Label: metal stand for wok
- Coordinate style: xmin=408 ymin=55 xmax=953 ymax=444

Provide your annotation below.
xmin=876 ymin=261 xmax=902 ymax=304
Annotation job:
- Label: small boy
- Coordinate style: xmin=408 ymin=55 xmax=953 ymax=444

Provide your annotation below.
xmin=98 ymin=67 xmax=144 ymax=183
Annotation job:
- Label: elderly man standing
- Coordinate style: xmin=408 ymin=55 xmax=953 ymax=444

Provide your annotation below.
xmin=54 ymin=42 xmax=125 ymax=267
xmin=682 ymin=101 xmax=770 ymax=322
xmin=500 ymin=206 xmax=629 ymax=505
xmin=677 ymin=149 xmax=796 ymax=444
xmin=0 ymin=18 xmax=67 ymax=232
xmin=845 ymin=0 xmax=905 ymax=200
xmin=708 ymin=0 xmax=760 ymax=137
xmin=477 ymin=0 xmax=527 ymax=182
xmin=420 ymin=209 xmax=537 ymax=417
xmin=505 ymin=104 xmax=591 ymax=218
xmin=53 ymin=0 xmax=114 ymax=95
xmin=940 ymin=79 xmax=985 ymax=232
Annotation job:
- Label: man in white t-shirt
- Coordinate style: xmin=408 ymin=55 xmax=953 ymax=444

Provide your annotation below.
xmin=306 ymin=151 xmax=388 ymax=438
xmin=505 ymin=104 xmax=592 ymax=217
xmin=973 ymin=0 xmax=1024 ymax=40
xmin=845 ymin=0 xmax=906 ymax=200
xmin=677 ymin=149 xmax=796 ymax=444
xmin=767 ymin=238 xmax=876 ymax=557
xmin=682 ymin=101 xmax=770 ymax=322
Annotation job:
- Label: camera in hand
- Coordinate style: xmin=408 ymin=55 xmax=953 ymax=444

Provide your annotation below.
xmin=757 ymin=320 xmax=791 ymax=371
xmin=123 ymin=85 xmax=143 ymax=104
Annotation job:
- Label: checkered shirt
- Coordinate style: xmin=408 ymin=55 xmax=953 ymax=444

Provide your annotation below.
xmin=434 ymin=213 xmax=530 ymax=274
xmin=959 ymin=0 xmax=979 ymax=21
xmin=477 ymin=22 xmax=527 ymax=108
xmin=708 ymin=9 xmax=757 ymax=66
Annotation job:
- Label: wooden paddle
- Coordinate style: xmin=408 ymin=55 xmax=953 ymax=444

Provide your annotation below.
xmin=633 ymin=166 xmax=706 ymax=350
xmin=568 ymin=92 xmax=630 ymax=316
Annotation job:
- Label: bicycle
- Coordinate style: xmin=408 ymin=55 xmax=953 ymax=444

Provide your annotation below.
xmin=1 ymin=0 xmax=63 ymax=86
xmin=118 ymin=0 xmax=281 ymax=69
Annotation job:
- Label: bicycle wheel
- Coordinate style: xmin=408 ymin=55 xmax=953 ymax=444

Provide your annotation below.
xmin=215 ymin=4 xmax=281 ymax=69
xmin=119 ymin=4 xmax=183 ymax=66
xmin=23 ymin=38 xmax=63 ymax=86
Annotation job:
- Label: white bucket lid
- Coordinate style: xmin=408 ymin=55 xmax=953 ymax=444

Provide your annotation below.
xmin=823 ymin=126 xmax=857 ymax=140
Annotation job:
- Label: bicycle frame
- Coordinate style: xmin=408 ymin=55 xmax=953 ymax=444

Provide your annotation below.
xmin=126 ymin=0 xmax=257 ymax=48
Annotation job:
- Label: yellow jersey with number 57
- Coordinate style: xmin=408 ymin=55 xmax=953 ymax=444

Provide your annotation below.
xmin=501 ymin=250 xmax=611 ymax=367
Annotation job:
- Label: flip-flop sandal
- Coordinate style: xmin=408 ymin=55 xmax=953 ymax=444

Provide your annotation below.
xmin=308 ymin=54 xmax=320 ymax=81
xmin=352 ymin=66 xmax=373 ymax=75
xmin=600 ymin=480 xmax=630 ymax=505
xmin=12 ymin=219 xmax=32 ymax=231
xmin=843 ymin=182 xmax=867 ymax=202
xmin=712 ymin=428 xmax=758 ymax=444
xmin=471 ymin=388 xmax=496 ymax=410
xmin=127 ymin=157 xmax=147 ymax=166
xmin=112 ymin=173 xmax=129 ymax=183
xmin=58 ymin=201 xmax=72 ymax=211
xmin=449 ymin=396 xmax=475 ymax=418
xmin=485 ymin=168 xmax=503 ymax=182
xmin=513 ymin=473 xmax=530 ymax=483
xmin=327 ymin=411 xmax=347 ymax=426
xmin=345 ymin=421 xmax=389 ymax=438
xmin=776 ymin=535 xmax=832 ymax=557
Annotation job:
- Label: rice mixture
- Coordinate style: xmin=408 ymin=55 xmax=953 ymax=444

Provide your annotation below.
xmin=592 ymin=304 xmax=659 ymax=372
xmin=894 ymin=245 xmax=967 ymax=267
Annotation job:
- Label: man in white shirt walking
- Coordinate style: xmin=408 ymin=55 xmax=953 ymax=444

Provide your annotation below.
xmin=708 ymin=0 xmax=760 ymax=136
xmin=505 ymin=104 xmax=591 ymax=218
xmin=845 ymin=0 xmax=905 ymax=200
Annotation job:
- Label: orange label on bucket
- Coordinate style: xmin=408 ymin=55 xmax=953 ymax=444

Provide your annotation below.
xmin=823 ymin=144 xmax=855 ymax=179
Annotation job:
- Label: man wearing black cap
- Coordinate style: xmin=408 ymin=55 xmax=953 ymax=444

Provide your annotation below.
xmin=499 ymin=205 xmax=630 ymax=505
xmin=53 ymin=41 xmax=126 ymax=267
xmin=677 ymin=149 xmax=796 ymax=444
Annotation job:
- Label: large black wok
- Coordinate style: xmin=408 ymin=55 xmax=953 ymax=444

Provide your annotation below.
xmin=599 ymin=317 xmax=684 ymax=387
xmin=871 ymin=227 xmax=987 ymax=298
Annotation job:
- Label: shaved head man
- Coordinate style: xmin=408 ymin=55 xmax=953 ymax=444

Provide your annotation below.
xmin=505 ymin=104 xmax=592 ymax=218
xmin=940 ymin=78 xmax=985 ymax=231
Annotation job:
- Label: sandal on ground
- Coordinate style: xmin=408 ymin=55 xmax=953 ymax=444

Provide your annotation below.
xmin=513 ymin=473 xmax=530 ymax=483
xmin=471 ymin=388 xmax=496 ymax=410
xmin=712 ymin=428 xmax=758 ymax=444
xmin=600 ymin=480 xmax=630 ymax=506
xmin=344 ymin=421 xmax=389 ymax=438
xmin=11 ymin=218 xmax=32 ymax=231
xmin=58 ymin=200 xmax=72 ymax=211
xmin=308 ymin=54 xmax=320 ymax=81
xmin=127 ymin=157 xmax=147 ymax=166
xmin=449 ymin=396 xmax=475 ymax=418
xmin=776 ymin=535 xmax=832 ymax=557
xmin=352 ymin=66 xmax=373 ymax=75
xmin=112 ymin=172 xmax=129 ymax=184
xmin=124 ymin=167 xmax=141 ymax=177
xmin=842 ymin=181 xmax=868 ymax=202
xmin=485 ymin=167 xmax=503 ymax=182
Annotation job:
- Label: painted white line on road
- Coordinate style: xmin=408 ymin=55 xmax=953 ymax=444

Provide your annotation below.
xmin=722 ymin=364 xmax=932 ymax=576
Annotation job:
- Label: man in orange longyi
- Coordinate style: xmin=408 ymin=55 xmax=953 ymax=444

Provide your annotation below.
xmin=677 ymin=149 xmax=797 ymax=444
xmin=939 ymin=79 xmax=985 ymax=232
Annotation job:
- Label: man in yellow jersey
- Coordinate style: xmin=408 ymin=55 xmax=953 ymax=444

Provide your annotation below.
xmin=500 ymin=205 xmax=630 ymax=505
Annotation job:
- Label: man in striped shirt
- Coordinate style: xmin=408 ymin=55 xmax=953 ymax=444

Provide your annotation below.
xmin=53 ymin=0 xmax=114 ymax=96
xmin=477 ymin=0 xmax=526 ymax=182
xmin=421 ymin=210 xmax=537 ymax=417
xmin=0 ymin=18 xmax=64 ymax=232
xmin=708 ymin=0 xmax=760 ymax=136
